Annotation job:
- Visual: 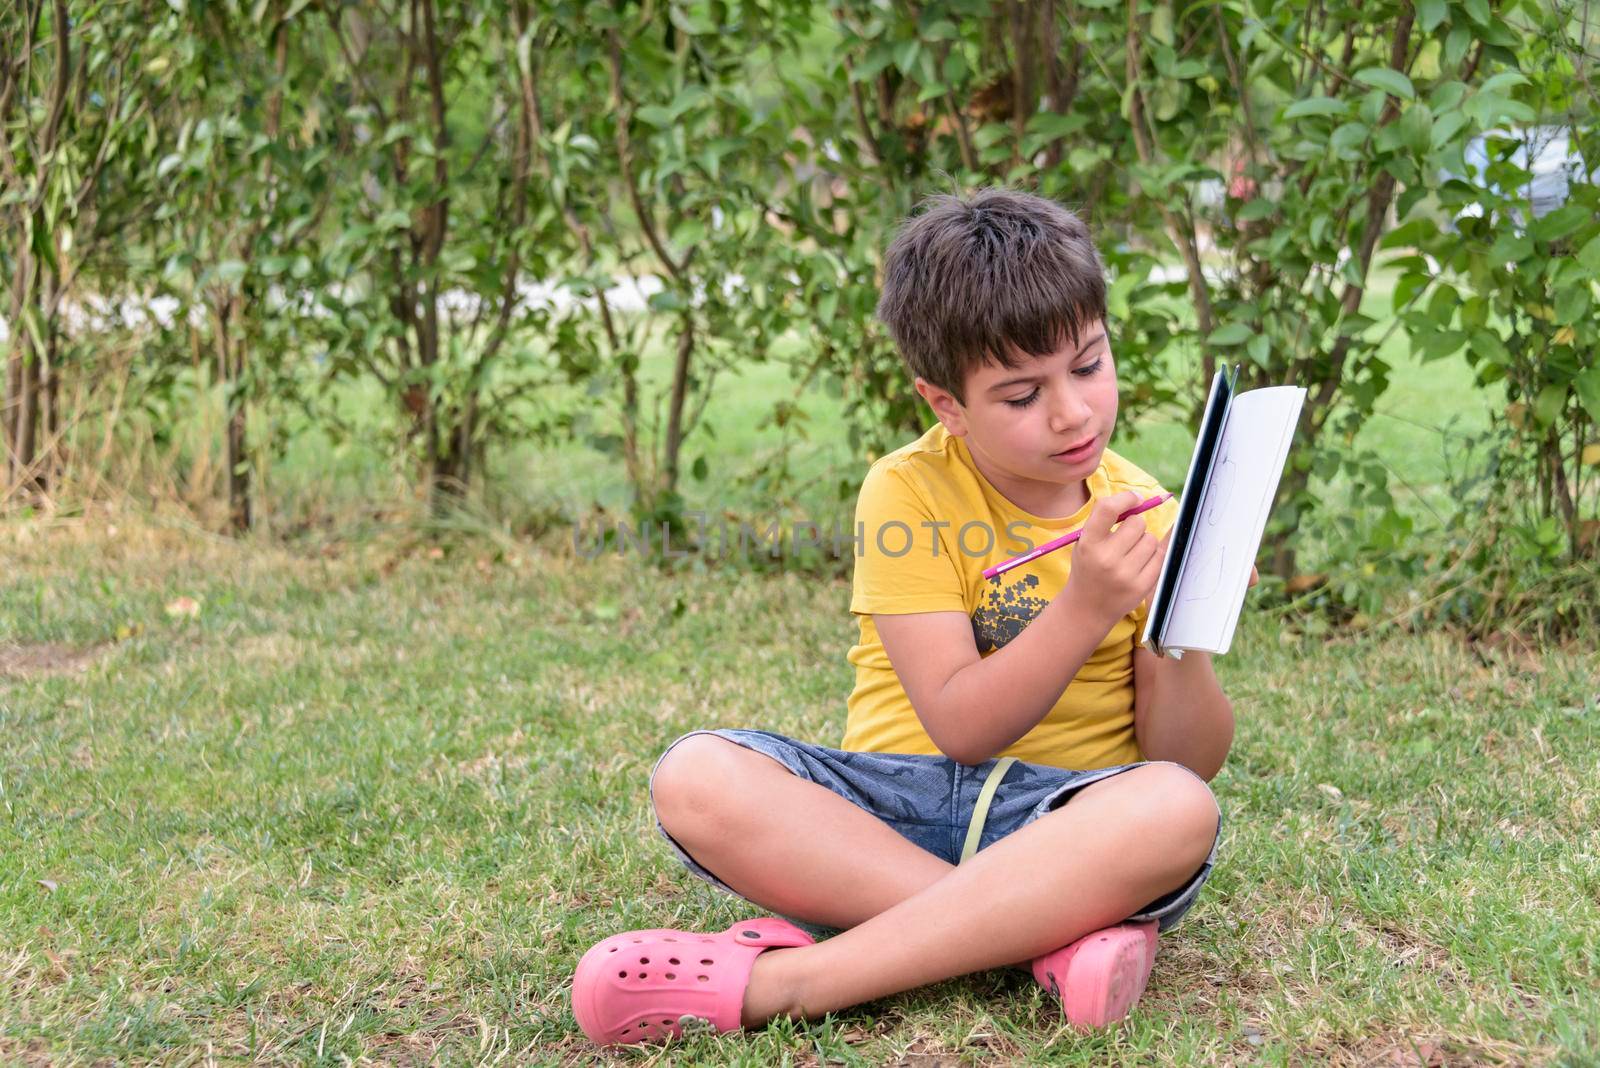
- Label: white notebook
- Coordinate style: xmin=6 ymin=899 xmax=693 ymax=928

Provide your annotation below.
xmin=1142 ymin=368 xmax=1306 ymax=658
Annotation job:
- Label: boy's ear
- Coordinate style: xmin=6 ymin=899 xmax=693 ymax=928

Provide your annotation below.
xmin=914 ymin=377 xmax=968 ymax=437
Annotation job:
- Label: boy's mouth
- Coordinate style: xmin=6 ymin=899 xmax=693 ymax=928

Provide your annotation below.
xmin=1050 ymin=435 xmax=1099 ymax=462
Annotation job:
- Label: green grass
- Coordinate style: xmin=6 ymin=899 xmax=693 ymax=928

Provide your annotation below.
xmin=2 ymin=519 xmax=1597 ymax=1063
xmin=7 ymin=261 xmax=1589 ymax=1062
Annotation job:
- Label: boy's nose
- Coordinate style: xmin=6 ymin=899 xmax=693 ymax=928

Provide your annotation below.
xmin=1049 ymin=388 xmax=1092 ymax=432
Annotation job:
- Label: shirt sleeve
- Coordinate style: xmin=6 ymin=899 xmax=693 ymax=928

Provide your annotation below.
xmin=848 ymin=460 xmax=968 ymax=616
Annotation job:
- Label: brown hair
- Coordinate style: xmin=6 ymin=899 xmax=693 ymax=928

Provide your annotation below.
xmin=876 ymin=188 xmax=1106 ymax=405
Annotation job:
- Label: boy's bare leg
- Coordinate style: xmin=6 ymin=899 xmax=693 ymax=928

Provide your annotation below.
xmin=652 ymin=735 xmax=956 ymax=930
xmin=652 ymin=735 xmax=1218 ymax=1024
xmin=735 ymin=758 xmax=1215 ymax=1024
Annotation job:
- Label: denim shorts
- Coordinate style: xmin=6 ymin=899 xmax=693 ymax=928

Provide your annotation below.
xmin=650 ymin=728 xmax=1221 ymax=937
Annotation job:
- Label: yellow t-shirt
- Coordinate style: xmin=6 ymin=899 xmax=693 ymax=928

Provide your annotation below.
xmin=843 ymin=423 xmax=1178 ymax=770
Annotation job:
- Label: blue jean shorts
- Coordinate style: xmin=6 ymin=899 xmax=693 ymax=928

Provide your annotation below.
xmin=650 ymin=728 xmax=1221 ymax=937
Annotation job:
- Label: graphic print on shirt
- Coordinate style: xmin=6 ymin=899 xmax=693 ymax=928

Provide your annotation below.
xmin=972 ymin=572 xmax=1048 ymax=653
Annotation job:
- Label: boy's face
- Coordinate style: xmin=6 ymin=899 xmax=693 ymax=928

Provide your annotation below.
xmin=915 ymin=321 xmax=1119 ymax=516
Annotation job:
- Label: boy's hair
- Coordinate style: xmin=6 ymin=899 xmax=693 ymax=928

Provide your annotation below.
xmin=876 ymin=188 xmax=1106 ymax=405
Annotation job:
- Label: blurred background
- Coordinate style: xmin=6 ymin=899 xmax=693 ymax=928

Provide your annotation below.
xmin=2 ymin=0 xmax=1596 ymax=634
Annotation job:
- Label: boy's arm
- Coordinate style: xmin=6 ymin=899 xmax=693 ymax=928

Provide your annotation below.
xmin=1131 ymin=649 xmax=1234 ymax=781
xmin=875 ymin=492 xmax=1163 ymax=766
xmin=1130 ymin=566 xmax=1252 ymax=781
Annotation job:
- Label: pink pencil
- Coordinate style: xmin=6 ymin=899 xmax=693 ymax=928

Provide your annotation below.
xmin=981 ymin=493 xmax=1174 ymax=580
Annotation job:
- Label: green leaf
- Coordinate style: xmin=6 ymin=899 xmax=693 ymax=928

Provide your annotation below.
xmin=942 ymin=51 xmax=968 ymax=85
xmin=1487 ymin=231 xmax=1533 ymax=265
xmin=691 ymin=455 xmax=709 ymax=481
xmin=1419 ymin=328 xmax=1468 ymax=362
xmin=1331 ymin=121 xmax=1370 ymax=157
xmin=1394 ymin=271 xmax=1431 ymax=310
xmin=1208 ymin=322 xmax=1252 ymax=346
xmin=1577 ymin=234 xmax=1600 ymax=272
xmin=1479 ymin=71 xmax=1529 ymax=95
xmin=1416 ymin=0 xmax=1448 ymax=31
xmin=1150 ymin=82 xmax=1183 ymax=121
xmin=1284 ymin=97 xmax=1347 ymax=119
xmin=1533 ymin=383 xmax=1566 ymax=428
xmin=1575 ymin=367 xmax=1600 ymax=422
xmin=648 ymin=290 xmax=686 ymax=313
xmin=1150 ymin=3 xmax=1174 ymax=44
xmin=1431 ymin=110 xmax=1468 ymax=150
xmin=670 ymin=219 xmax=707 ymax=248
xmin=1462 ymin=0 xmax=1490 ymax=25
xmin=1430 ymin=80 xmax=1468 ymax=112
xmin=1467 ymin=91 xmax=1537 ymax=127
xmin=1355 ymin=67 xmax=1415 ymax=100
xmin=1531 ymin=205 xmax=1589 ymax=243
xmin=1399 ymin=104 xmax=1432 ymax=154
xmin=1555 ymin=284 xmax=1590 ymax=326
xmin=1426 ymin=284 xmax=1459 ymax=326
xmin=1236 ymin=198 xmax=1276 ymax=221
xmin=214 ymin=260 xmax=247 ymax=285
xmin=1026 ymin=112 xmax=1085 ymax=141
xmin=1247 ymin=332 xmax=1270 ymax=368
xmin=893 ymin=39 xmax=920 ymax=75
xmin=817 ymin=288 xmax=838 ymax=325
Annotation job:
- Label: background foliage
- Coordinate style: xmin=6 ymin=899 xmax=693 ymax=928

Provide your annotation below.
xmin=2 ymin=0 xmax=1596 ymax=633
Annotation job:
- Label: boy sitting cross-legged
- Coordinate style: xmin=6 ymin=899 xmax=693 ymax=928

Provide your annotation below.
xmin=571 ymin=188 xmax=1239 ymax=1045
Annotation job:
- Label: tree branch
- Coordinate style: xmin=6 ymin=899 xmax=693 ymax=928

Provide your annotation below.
xmin=1125 ymin=0 xmax=1216 ymax=380
xmin=606 ymin=26 xmax=685 ymax=282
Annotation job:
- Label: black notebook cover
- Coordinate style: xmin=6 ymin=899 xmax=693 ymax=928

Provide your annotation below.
xmin=1144 ymin=366 xmax=1238 ymax=656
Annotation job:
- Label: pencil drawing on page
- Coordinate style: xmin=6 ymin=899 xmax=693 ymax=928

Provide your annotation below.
xmin=1182 ymin=449 xmax=1237 ymax=604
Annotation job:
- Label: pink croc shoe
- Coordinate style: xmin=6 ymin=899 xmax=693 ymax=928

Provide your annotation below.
xmin=572 ymin=917 xmax=815 ymax=1046
xmin=1032 ymin=920 xmax=1159 ymax=1030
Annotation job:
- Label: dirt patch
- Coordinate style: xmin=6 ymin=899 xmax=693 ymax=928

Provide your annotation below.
xmin=1313 ymin=1029 xmax=1546 ymax=1067
xmin=0 ymin=642 xmax=107 ymax=680
xmin=0 ymin=1036 xmax=54 ymax=1067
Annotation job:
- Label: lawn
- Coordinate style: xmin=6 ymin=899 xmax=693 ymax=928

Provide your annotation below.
xmin=4 ymin=260 xmax=1590 ymax=1063
xmin=2 ymin=517 xmax=1596 ymax=1064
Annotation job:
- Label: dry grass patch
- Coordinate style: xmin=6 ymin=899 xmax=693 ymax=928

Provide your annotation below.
xmin=0 ymin=642 xmax=109 ymax=680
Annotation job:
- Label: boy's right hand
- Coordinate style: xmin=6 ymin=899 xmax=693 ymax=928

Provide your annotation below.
xmin=1064 ymin=491 xmax=1166 ymax=625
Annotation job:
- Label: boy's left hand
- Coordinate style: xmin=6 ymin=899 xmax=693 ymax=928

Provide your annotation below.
xmin=1248 ymin=566 xmax=1259 ymax=588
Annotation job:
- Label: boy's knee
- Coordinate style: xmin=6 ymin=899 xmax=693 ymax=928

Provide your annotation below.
xmin=1141 ymin=763 xmax=1220 ymax=866
xmin=651 ymin=734 xmax=755 ymax=841
xmin=1097 ymin=762 xmax=1218 ymax=870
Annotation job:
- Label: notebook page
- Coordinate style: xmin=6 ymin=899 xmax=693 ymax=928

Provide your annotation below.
xmin=1161 ymin=386 xmax=1306 ymax=654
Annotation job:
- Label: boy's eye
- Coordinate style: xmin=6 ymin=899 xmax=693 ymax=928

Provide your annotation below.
xmin=1073 ymin=358 xmax=1104 ymax=377
xmin=1003 ymin=389 xmax=1041 ymax=409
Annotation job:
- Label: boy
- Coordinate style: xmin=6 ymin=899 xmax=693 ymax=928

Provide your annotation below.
xmin=571 ymin=188 xmax=1236 ymax=1045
